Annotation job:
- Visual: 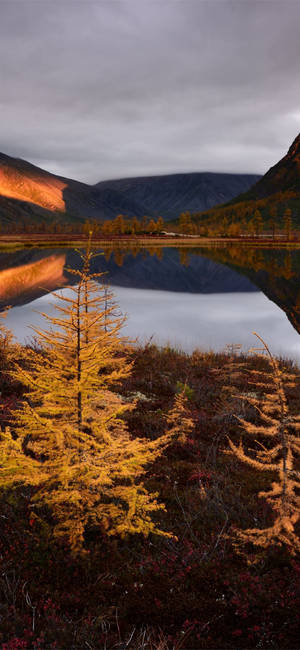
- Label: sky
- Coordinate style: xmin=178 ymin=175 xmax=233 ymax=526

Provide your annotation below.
xmin=0 ymin=0 xmax=300 ymax=184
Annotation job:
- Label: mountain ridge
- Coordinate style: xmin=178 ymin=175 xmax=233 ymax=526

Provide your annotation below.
xmin=197 ymin=133 xmax=300 ymax=231
xmin=94 ymin=171 xmax=261 ymax=219
xmin=0 ymin=150 xmax=261 ymax=226
xmin=236 ymin=133 xmax=300 ymax=201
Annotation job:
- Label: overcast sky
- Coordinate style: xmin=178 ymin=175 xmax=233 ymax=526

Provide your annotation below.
xmin=0 ymin=0 xmax=300 ymax=183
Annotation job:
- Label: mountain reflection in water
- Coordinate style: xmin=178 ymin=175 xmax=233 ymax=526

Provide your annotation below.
xmin=1 ymin=244 xmax=300 ymax=362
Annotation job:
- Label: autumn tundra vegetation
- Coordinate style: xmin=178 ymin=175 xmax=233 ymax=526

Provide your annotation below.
xmin=0 ymin=243 xmax=299 ymax=649
xmin=0 ymin=203 xmax=299 ymax=240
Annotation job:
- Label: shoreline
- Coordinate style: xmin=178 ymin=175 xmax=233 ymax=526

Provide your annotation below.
xmin=0 ymin=234 xmax=300 ymax=249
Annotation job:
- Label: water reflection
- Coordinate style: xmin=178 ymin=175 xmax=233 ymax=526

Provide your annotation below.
xmin=6 ymin=286 xmax=300 ymax=362
xmin=1 ymin=244 xmax=300 ymax=361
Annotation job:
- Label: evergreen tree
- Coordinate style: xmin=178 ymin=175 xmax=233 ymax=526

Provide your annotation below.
xmin=252 ymin=209 xmax=263 ymax=238
xmin=283 ymin=207 xmax=292 ymax=241
xmin=0 ymin=240 xmax=184 ymax=552
xmin=156 ymin=217 xmax=164 ymax=233
xmin=227 ymin=333 xmax=300 ymax=555
xmin=114 ymin=214 xmax=126 ymax=235
xmin=220 ymin=216 xmax=229 ymax=237
xmin=179 ymin=211 xmax=193 ymax=234
xmin=0 ymin=308 xmax=15 ymax=364
xmin=0 ymin=308 xmax=24 ymax=384
xmin=228 ymin=222 xmax=241 ymax=238
xmin=130 ymin=217 xmax=140 ymax=235
xmin=269 ymin=204 xmax=277 ymax=239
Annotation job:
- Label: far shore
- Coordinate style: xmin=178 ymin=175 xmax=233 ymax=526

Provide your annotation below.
xmin=0 ymin=233 xmax=300 ymax=249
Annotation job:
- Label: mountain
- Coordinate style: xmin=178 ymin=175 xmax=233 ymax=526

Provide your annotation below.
xmin=0 ymin=152 xmax=97 ymax=224
xmin=197 ymin=134 xmax=300 ymax=229
xmin=93 ymin=172 xmax=261 ymax=220
xmin=0 ymin=151 xmax=260 ymax=225
xmin=239 ymin=133 xmax=300 ymax=200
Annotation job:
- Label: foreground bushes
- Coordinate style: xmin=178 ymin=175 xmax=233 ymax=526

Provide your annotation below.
xmin=0 ymin=344 xmax=299 ymax=648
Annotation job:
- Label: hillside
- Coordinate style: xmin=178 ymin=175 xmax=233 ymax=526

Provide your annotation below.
xmin=0 ymin=152 xmax=99 ymax=225
xmin=195 ymin=134 xmax=300 ymax=232
xmin=93 ymin=172 xmax=261 ymax=220
xmin=240 ymin=133 xmax=300 ymax=200
xmin=0 ymin=151 xmax=260 ymax=226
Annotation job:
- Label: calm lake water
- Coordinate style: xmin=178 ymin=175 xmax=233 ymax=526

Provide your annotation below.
xmin=2 ymin=244 xmax=300 ymax=362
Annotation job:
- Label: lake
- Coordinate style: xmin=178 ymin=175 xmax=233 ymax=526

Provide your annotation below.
xmin=1 ymin=243 xmax=300 ymax=362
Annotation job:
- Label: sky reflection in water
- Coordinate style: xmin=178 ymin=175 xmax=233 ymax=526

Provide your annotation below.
xmin=5 ymin=286 xmax=300 ymax=363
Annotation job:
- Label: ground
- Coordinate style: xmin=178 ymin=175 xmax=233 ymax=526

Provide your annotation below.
xmin=0 ymin=343 xmax=299 ymax=649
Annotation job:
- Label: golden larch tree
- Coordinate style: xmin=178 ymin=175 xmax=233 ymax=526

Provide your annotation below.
xmin=227 ymin=333 xmax=300 ymax=555
xmin=0 ymin=240 xmax=188 ymax=552
xmin=283 ymin=207 xmax=292 ymax=241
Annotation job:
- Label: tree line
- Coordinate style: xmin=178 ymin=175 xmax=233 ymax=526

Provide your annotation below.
xmin=0 ymin=203 xmax=298 ymax=239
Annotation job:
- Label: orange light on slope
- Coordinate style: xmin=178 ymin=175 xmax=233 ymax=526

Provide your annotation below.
xmin=0 ymin=254 xmax=67 ymax=303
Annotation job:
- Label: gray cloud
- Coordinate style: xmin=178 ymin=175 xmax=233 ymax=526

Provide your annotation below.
xmin=0 ymin=0 xmax=300 ymax=182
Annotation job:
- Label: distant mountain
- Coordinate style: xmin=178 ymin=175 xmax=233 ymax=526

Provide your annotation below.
xmin=0 ymin=151 xmax=260 ymax=225
xmin=93 ymin=172 xmax=261 ymax=220
xmin=198 ymin=133 xmax=300 ymax=229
